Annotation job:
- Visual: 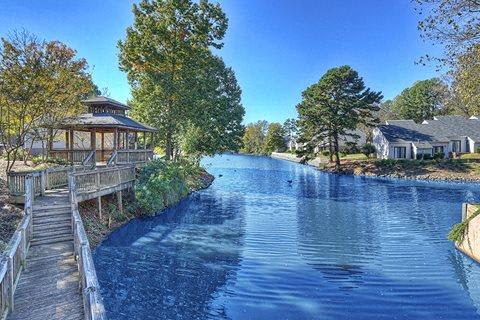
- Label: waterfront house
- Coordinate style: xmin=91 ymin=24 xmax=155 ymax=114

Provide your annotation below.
xmin=373 ymin=115 xmax=480 ymax=159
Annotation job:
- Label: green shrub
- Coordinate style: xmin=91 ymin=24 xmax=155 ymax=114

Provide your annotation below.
xmin=433 ymin=152 xmax=444 ymax=160
xmin=361 ymin=143 xmax=376 ymax=158
xmin=134 ymin=159 xmax=196 ymax=216
xmin=448 ymin=209 xmax=480 ymax=243
xmin=31 ymin=155 xmax=69 ymax=166
xmin=321 ymin=150 xmax=330 ymax=157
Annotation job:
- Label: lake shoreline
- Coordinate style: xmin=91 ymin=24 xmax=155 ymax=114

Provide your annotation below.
xmin=80 ymin=168 xmax=215 ymax=249
xmin=271 ymin=152 xmax=480 ymax=184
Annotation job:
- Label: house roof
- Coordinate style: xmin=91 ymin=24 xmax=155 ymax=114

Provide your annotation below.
xmin=378 ymin=115 xmax=480 ymax=144
xmin=427 ymin=115 xmax=480 ymax=141
xmin=83 ymin=96 xmax=130 ymax=110
xmin=378 ymin=119 xmax=448 ymax=144
xmin=59 ymin=113 xmax=157 ymax=132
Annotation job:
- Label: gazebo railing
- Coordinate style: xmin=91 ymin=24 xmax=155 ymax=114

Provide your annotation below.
xmin=49 ymin=150 xmax=93 ymax=165
xmin=116 ymin=149 xmax=153 ymax=165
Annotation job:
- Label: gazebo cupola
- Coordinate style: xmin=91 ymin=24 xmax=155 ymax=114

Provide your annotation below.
xmin=49 ymin=96 xmax=156 ymax=167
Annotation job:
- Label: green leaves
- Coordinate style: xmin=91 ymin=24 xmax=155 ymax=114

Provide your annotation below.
xmin=0 ymin=31 xmax=94 ymax=172
xmin=391 ymin=78 xmax=447 ymax=123
xmin=264 ymin=123 xmax=286 ymax=154
xmin=134 ymin=158 xmax=204 ymax=215
xmin=241 ymin=121 xmax=269 ymax=155
xmin=119 ymin=0 xmax=243 ymax=159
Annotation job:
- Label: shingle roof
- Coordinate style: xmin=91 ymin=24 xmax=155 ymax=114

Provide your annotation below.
xmin=83 ymin=96 xmax=130 ymax=110
xmin=427 ymin=115 xmax=480 ymax=141
xmin=60 ymin=113 xmax=157 ymax=132
xmin=379 ymin=115 xmax=480 ymax=143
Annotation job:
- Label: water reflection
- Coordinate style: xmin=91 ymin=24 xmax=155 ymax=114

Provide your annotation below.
xmin=94 ymin=191 xmax=246 ymax=319
xmin=95 ymin=154 xmax=480 ymax=319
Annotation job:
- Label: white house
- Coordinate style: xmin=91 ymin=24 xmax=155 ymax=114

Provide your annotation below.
xmin=373 ymin=116 xmax=480 ymax=159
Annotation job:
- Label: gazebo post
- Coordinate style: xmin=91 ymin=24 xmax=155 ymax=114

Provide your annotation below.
xmin=69 ymin=129 xmax=74 ymax=164
xmin=134 ymin=132 xmax=138 ymax=150
xmin=90 ymin=130 xmax=97 ymax=165
xmin=113 ymin=128 xmax=118 ymax=165
xmin=125 ymin=130 xmax=130 ymax=163
xmin=65 ymin=131 xmax=69 ymax=151
xmin=143 ymin=132 xmax=147 ymax=149
xmin=101 ymin=132 xmax=105 ymax=162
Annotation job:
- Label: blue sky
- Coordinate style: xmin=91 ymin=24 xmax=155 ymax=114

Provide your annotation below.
xmin=0 ymin=0 xmax=439 ymax=124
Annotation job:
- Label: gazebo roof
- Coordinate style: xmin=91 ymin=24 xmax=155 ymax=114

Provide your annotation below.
xmin=83 ymin=96 xmax=130 ymax=110
xmin=59 ymin=113 xmax=157 ymax=132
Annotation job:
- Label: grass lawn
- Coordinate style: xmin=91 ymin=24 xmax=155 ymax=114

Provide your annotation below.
xmin=460 ymin=153 xmax=480 ymax=160
xmin=341 ymin=153 xmax=368 ymax=160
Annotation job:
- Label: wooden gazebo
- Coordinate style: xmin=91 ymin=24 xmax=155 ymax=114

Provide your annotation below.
xmin=48 ymin=96 xmax=156 ymax=167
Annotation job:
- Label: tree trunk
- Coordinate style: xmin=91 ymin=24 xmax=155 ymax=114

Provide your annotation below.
xmin=165 ymin=130 xmax=173 ymax=161
xmin=24 ymin=136 xmax=35 ymax=165
xmin=333 ymin=133 xmax=340 ymax=171
xmin=328 ymin=136 xmax=333 ymax=163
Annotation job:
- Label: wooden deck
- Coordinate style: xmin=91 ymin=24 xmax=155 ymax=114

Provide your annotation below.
xmin=0 ymin=165 xmax=137 ymax=320
xmin=7 ymin=190 xmax=84 ymax=320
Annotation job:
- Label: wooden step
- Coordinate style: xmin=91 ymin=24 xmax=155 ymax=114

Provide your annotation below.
xmin=34 ymin=222 xmax=71 ymax=233
xmin=33 ymin=203 xmax=71 ymax=211
xmin=34 ymin=209 xmax=71 ymax=218
xmin=33 ymin=227 xmax=71 ymax=239
xmin=31 ymin=234 xmax=73 ymax=246
xmin=33 ymin=215 xmax=71 ymax=225
xmin=33 ymin=228 xmax=72 ymax=240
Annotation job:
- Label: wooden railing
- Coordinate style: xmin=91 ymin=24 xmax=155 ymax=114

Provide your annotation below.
xmin=0 ymin=175 xmax=34 ymax=319
xmin=7 ymin=167 xmax=72 ymax=203
xmin=69 ymin=173 xmax=105 ymax=320
xmin=73 ymin=165 xmax=136 ymax=202
xmin=49 ymin=149 xmax=93 ymax=165
xmin=116 ymin=149 xmax=153 ymax=165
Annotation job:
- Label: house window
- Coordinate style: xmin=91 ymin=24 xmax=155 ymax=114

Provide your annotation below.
xmin=452 ymin=140 xmax=461 ymax=153
xmin=393 ymin=146 xmax=406 ymax=159
xmin=433 ymin=146 xmax=444 ymax=154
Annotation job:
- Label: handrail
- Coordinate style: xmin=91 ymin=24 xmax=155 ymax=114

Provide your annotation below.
xmin=116 ymin=149 xmax=153 ymax=165
xmin=73 ymin=165 xmax=136 ymax=202
xmin=7 ymin=166 xmax=72 ymax=203
xmin=82 ymin=150 xmax=96 ymax=168
xmin=69 ymin=172 xmax=106 ymax=320
xmin=106 ymin=150 xmax=118 ymax=167
xmin=0 ymin=175 xmax=34 ymax=318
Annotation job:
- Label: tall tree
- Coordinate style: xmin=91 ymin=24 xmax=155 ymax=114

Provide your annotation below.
xmin=241 ymin=121 xmax=268 ymax=155
xmin=377 ymin=100 xmax=396 ymax=123
xmin=0 ymin=31 xmax=93 ymax=172
xmin=118 ymin=0 xmax=228 ymax=160
xmin=450 ymin=44 xmax=480 ymax=116
xmin=264 ymin=122 xmax=286 ymax=154
xmin=179 ymin=55 xmax=245 ymax=160
xmin=283 ymin=118 xmax=297 ymax=139
xmin=391 ymin=78 xmax=448 ymax=122
xmin=415 ymin=0 xmax=480 ymax=67
xmin=296 ymin=66 xmax=382 ymax=170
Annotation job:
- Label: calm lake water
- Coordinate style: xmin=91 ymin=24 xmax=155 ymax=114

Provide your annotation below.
xmin=94 ymin=154 xmax=480 ymax=320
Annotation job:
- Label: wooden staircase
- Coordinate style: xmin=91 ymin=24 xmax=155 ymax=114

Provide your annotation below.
xmin=6 ymin=190 xmax=84 ymax=320
xmin=32 ymin=203 xmax=73 ymax=246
